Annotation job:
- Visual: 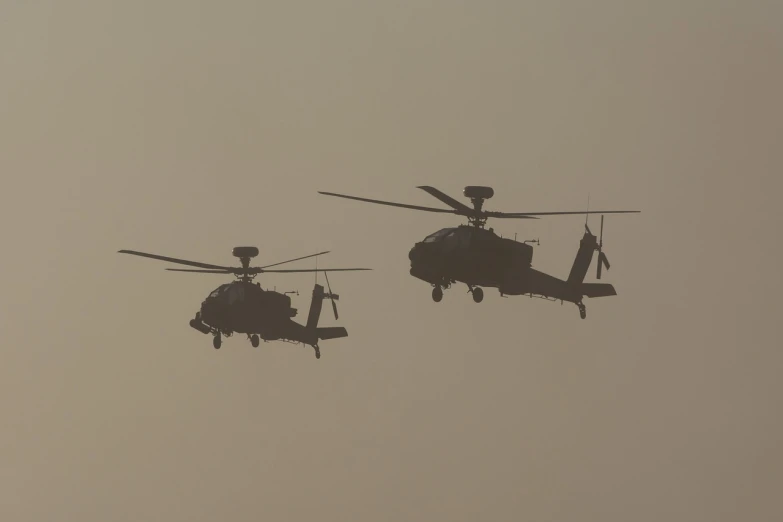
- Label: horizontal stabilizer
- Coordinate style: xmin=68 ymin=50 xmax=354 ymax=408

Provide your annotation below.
xmin=317 ymin=327 xmax=348 ymax=340
xmin=581 ymin=283 xmax=617 ymax=298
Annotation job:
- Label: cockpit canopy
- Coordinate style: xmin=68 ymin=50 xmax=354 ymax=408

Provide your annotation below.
xmin=421 ymin=226 xmax=498 ymax=245
xmin=205 ymin=282 xmax=292 ymax=310
xmin=423 ymin=228 xmax=455 ymax=243
xmin=207 ymin=283 xmax=247 ymax=305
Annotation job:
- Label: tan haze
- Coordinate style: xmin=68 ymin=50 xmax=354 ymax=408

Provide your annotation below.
xmin=1 ymin=1 xmax=781 ymax=521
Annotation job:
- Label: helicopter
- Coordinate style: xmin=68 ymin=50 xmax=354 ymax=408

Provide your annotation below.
xmin=117 ymin=246 xmax=370 ymax=358
xmin=318 ymin=185 xmax=640 ymax=319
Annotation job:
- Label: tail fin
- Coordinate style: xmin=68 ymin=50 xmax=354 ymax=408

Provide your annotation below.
xmin=306 ymin=284 xmax=325 ymax=330
xmin=305 ymin=284 xmax=349 ymax=343
xmin=567 ymin=226 xmax=598 ymax=285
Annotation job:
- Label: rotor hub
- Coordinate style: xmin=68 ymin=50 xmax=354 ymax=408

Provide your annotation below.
xmin=462 ymin=186 xmax=494 ymax=228
xmin=232 ymin=246 xmax=259 ymax=273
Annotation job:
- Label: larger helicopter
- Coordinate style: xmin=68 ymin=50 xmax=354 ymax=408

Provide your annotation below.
xmin=318 ymin=186 xmax=640 ymax=319
xmin=118 ymin=246 xmax=370 ymax=358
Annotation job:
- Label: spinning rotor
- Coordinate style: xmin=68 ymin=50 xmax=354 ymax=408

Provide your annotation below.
xmin=319 ymin=185 xmax=640 ymax=229
xmin=118 ymin=246 xmax=370 ymax=283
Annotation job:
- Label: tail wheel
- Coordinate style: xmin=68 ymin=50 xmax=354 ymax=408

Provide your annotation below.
xmin=578 ymin=304 xmax=586 ymax=319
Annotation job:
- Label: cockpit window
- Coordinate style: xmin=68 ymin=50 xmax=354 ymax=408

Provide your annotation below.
xmin=423 ymin=228 xmax=454 ymax=243
xmin=209 ymin=284 xmax=230 ymax=299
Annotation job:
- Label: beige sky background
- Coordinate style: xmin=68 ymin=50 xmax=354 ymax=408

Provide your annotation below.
xmin=1 ymin=1 xmax=781 ymax=520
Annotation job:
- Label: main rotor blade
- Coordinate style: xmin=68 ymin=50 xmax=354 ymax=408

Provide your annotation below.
xmin=416 ymin=186 xmax=473 ymax=213
xmin=502 ymin=210 xmax=641 ymax=217
xmin=260 ymin=268 xmax=372 ymax=273
xmin=118 ymin=250 xmax=231 ymax=270
xmin=259 ymin=250 xmax=330 ymax=269
xmin=485 ymin=212 xmax=540 ymax=220
xmin=166 ymin=268 xmax=233 ymax=274
xmin=318 ymin=191 xmax=456 ymax=214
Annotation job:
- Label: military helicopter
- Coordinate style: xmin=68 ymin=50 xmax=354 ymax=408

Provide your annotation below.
xmin=118 ymin=246 xmax=370 ymax=358
xmin=318 ymin=186 xmax=639 ymax=319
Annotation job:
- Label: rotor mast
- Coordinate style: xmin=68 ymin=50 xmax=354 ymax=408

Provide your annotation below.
xmin=233 ymin=246 xmax=257 ymax=282
xmin=463 ymin=186 xmax=494 ymax=228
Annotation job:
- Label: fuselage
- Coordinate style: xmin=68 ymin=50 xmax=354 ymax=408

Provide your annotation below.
xmin=199 ymin=281 xmax=298 ymax=338
xmin=407 ymin=225 xmax=534 ymax=294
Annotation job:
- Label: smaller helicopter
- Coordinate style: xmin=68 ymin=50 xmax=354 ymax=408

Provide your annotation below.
xmin=118 ymin=246 xmax=370 ymax=358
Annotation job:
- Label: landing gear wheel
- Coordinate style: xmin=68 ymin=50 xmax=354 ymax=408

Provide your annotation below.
xmin=432 ymin=286 xmax=443 ymax=302
xmin=213 ymin=334 xmax=222 ymax=349
xmin=250 ymin=334 xmax=259 ymax=348
xmin=314 ymin=346 xmax=321 ymax=359
xmin=578 ymin=304 xmax=586 ymax=319
xmin=472 ymin=287 xmax=484 ymax=303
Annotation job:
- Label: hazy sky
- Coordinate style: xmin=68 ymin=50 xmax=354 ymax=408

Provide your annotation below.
xmin=1 ymin=1 xmax=781 ymax=520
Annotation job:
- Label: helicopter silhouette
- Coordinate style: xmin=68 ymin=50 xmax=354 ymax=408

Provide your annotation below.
xmin=118 ymin=246 xmax=370 ymax=358
xmin=318 ymin=186 xmax=640 ymax=319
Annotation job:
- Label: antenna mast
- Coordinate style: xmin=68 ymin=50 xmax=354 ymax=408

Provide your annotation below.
xmin=585 ymin=193 xmax=591 ymax=227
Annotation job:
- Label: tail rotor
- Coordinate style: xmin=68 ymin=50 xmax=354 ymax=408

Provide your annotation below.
xmin=323 ymin=271 xmax=340 ymax=320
